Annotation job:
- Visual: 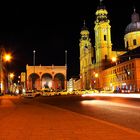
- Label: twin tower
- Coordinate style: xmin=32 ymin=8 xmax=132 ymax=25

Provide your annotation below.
xmin=79 ymin=1 xmax=140 ymax=89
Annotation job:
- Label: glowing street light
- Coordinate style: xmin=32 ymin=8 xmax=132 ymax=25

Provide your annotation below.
xmin=95 ymin=73 xmax=99 ymax=78
xmin=33 ymin=50 xmax=36 ymax=90
xmin=0 ymin=50 xmax=12 ymax=94
xmin=3 ymin=53 xmax=12 ymax=62
xmin=8 ymin=72 xmax=15 ymax=94
xmin=112 ymin=57 xmax=117 ymax=62
xmin=9 ymin=73 xmax=14 ymax=79
xmin=94 ymin=73 xmax=99 ymax=89
xmin=111 ymin=57 xmax=118 ymax=66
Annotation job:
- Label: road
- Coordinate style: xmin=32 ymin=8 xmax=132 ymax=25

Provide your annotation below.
xmin=0 ymin=95 xmax=140 ymax=139
xmin=36 ymin=94 xmax=140 ymax=132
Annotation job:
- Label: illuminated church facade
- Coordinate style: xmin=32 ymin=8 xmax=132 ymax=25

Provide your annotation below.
xmin=79 ymin=1 xmax=140 ymax=92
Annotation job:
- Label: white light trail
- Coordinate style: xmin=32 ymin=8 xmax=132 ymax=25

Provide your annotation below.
xmin=82 ymin=93 xmax=140 ymax=98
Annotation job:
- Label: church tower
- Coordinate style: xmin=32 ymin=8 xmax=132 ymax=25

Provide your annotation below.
xmin=79 ymin=21 xmax=93 ymax=89
xmin=94 ymin=0 xmax=113 ymax=70
xmin=124 ymin=8 xmax=140 ymax=50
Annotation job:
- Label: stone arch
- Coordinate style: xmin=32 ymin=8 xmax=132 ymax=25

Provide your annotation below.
xmin=26 ymin=65 xmax=66 ymax=91
xmin=41 ymin=73 xmax=53 ymax=90
xmin=28 ymin=73 xmax=40 ymax=90
xmin=54 ymin=73 xmax=65 ymax=90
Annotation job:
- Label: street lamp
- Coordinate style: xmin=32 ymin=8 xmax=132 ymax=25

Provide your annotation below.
xmin=94 ymin=72 xmax=99 ymax=89
xmin=0 ymin=50 xmax=12 ymax=94
xmin=95 ymin=73 xmax=99 ymax=78
xmin=33 ymin=50 xmax=36 ymax=90
xmin=33 ymin=50 xmax=36 ymax=70
xmin=9 ymin=73 xmax=14 ymax=79
xmin=8 ymin=72 xmax=14 ymax=93
xmin=65 ymin=50 xmax=67 ymax=90
xmin=111 ymin=57 xmax=117 ymax=65
xmin=3 ymin=54 xmax=12 ymax=62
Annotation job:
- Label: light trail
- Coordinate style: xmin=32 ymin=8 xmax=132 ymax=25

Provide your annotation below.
xmin=81 ymin=100 xmax=140 ymax=109
xmin=81 ymin=93 xmax=140 ymax=98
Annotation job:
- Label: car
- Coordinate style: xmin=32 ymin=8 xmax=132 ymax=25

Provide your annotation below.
xmin=41 ymin=90 xmax=55 ymax=96
xmin=80 ymin=89 xmax=99 ymax=94
xmin=121 ymin=89 xmax=130 ymax=93
xmin=34 ymin=90 xmax=42 ymax=96
xmin=54 ymin=90 xmax=67 ymax=96
xmin=88 ymin=89 xmax=99 ymax=93
xmin=71 ymin=90 xmax=80 ymax=95
xmin=74 ymin=90 xmax=89 ymax=95
xmin=24 ymin=91 xmax=36 ymax=98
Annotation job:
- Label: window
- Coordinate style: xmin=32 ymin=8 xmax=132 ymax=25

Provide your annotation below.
xmin=104 ymin=35 xmax=106 ymax=41
xmin=129 ymin=64 xmax=131 ymax=69
xmin=127 ymin=41 xmax=129 ymax=48
xmin=105 ymin=55 xmax=107 ymax=61
xmin=133 ymin=39 xmax=137 ymax=45
xmin=132 ymin=63 xmax=134 ymax=68
xmin=83 ymin=36 xmax=87 ymax=40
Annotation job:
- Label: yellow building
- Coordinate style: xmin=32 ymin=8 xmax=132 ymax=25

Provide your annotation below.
xmin=26 ymin=64 xmax=67 ymax=91
xmin=124 ymin=8 xmax=140 ymax=50
xmin=80 ymin=1 xmax=118 ymax=90
xmin=79 ymin=1 xmax=140 ymax=92
xmin=79 ymin=21 xmax=93 ymax=89
xmin=101 ymin=58 xmax=140 ymax=92
xmin=94 ymin=4 xmax=114 ymax=68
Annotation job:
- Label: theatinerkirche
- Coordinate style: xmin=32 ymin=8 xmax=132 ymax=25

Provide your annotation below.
xmin=79 ymin=1 xmax=140 ymax=92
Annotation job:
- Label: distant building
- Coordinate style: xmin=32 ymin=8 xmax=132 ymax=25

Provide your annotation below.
xmin=67 ymin=78 xmax=74 ymax=92
xmin=67 ymin=77 xmax=81 ymax=92
xmin=26 ymin=64 xmax=67 ymax=91
xmin=79 ymin=1 xmax=140 ymax=92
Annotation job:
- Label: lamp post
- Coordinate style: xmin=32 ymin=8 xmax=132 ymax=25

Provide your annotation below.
xmin=95 ymin=72 xmax=99 ymax=89
xmin=65 ymin=50 xmax=67 ymax=67
xmin=112 ymin=57 xmax=117 ymax=65
xmin=0 ymin=48 xmax=12 ymax=94
xmin=65 ymin=50 xmax=67 ymax=90
xmin=33 ymin=50 xmax=36 ymax=90
xmin=33 ymin=50 xmax=36 ymax=73
xmin=0 ymin=50 xmax=2 ymax=94
xmin=8 ymin=72 xmax=14 ymax=93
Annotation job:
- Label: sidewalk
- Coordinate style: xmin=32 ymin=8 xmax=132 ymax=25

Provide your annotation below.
xmin=0 ymin=98 xmax=140 ymax=140
xmin=0 ymin=94 xmax=20 ymax=98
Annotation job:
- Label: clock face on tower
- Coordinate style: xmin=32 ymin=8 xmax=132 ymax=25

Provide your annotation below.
xmin=103 ymin=28 xmax=107 ymax=34
xmin=83 ymin=36 xmax=87 ymax=40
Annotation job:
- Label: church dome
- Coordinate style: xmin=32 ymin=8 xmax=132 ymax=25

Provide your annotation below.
xmin=80 ymin=21 xmax=89 ymax=35
xmin=125 ymin=9 xmax=140 ymax=34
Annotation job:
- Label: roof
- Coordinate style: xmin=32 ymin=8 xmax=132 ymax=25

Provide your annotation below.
xmin=125 ymin=10 xmax=140 ymax=34
xmin=118 ymin=46 xmax=140 ymax=63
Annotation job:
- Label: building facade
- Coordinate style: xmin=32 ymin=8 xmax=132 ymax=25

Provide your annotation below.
xmin=79 ymin=1 xmax=140 ymax=92
xmin=101 ymin=58 xmax=140 ymax=92
xmin=26 ymin=64 xmax=67 ymax=91
xmin=79 ymin=21 xmax=93 ymax=89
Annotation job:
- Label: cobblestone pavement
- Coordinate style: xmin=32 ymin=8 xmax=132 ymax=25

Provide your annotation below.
xmin=0 ymin=96 xmax=140 ymax=140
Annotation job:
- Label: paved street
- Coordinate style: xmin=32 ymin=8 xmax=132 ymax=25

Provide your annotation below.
xmin=0 ymin=95 xmax=140 ymax=140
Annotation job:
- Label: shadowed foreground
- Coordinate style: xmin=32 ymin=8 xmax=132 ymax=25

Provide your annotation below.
xmin=0 ymin=96 xmax=140 ymax=140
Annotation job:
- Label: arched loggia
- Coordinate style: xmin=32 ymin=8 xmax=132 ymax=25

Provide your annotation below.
xmin=28 ymin=73 xmax=40 ymax=90
xmin=41 ymin=73 xmax=52 ymax=90
xmin=54 ymin=73 xmax=65 ymax=90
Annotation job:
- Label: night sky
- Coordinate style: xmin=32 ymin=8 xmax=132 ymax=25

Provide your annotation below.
xmin=0 ymin=0 xmax=140 ymax=80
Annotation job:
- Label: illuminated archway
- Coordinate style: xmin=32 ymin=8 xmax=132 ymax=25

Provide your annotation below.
xmin=28 ymin=73 xmax=40 ymax=90
xmin=41 ymin=73 xmax=52 ymax=89
xmin=54 ymin=73 xmax=65 ymax=90
xmin=26 ymin=65 xmax=66 ymax=91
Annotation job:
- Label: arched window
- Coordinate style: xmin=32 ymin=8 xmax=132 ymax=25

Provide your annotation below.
xmin=133 ymin=39 xmax=137 ymax=45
